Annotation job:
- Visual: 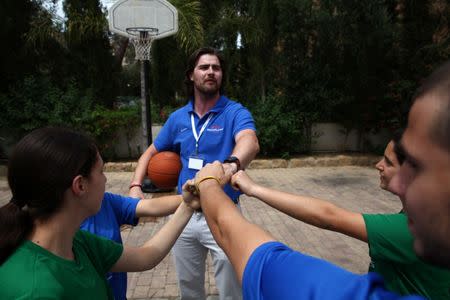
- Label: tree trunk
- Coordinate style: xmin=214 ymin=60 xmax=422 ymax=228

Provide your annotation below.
xmin=114 ymin=37 xmax=129 ymax=67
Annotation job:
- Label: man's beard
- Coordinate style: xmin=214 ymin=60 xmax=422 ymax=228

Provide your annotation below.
xmin=195 ymin=81 xmax=220 ymax=97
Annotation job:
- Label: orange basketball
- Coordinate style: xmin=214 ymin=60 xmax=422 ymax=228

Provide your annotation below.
xmin=147 ymin=151 xmax=182 ymax=189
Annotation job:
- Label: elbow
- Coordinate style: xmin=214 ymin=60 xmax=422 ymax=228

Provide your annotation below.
xmin=212 ymin=213 xmax=236 ymax=249
xmin=137 ymin=152 xmax=149 ymax=165
xmin=203 ymin=213 xmax=228 ymax=248
xmin=315 ymin=204 xmax=340 ymax=231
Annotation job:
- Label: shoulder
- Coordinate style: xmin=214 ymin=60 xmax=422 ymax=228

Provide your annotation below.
xmin=363 ymin=213 xmax=407 ymax=232
xmin=159 ymin=104 xmax=191 ymax=131
xmin=243 ymin=241 xmax=410 ymax=300
xmin=74 ymin=230 xmax=123 ymax=264
xmin=0 ymin=242 xmax=36 ymax=272
xmin=104 ymin=192 xmax=138 ymax=205
xmin=219 ymin=97 xmax=254 ymax=123
xmin=0 ymin=243 xmax=52 ymax=298
xmin=222 ymin=97 xmax=248 ymax=111
xmin=363 ymin=213 xmax=418 ymax=261
xmin=75 ymin=229 xmax=102 ymax=244
xmin=168 ymin=103 xmax=190 ymax=118
xmin=75 ymin=228 xmax=119 ymax=249
xmin=86 ymin=193 xmax=116 ymax=217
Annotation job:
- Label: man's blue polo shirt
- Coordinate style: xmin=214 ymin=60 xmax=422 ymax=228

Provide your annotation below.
xmin=154 ymin=96 xmax=256 ymax=202
xmin=80 ymin=192 xmax=140 ymax=300
xmin=243 ymin=241 xmax=425 ymax=300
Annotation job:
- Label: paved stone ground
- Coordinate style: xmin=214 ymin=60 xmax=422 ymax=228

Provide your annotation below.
xmin=0 ymin=166 xmax=401 ymax=299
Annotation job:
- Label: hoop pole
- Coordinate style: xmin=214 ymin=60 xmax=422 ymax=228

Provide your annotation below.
xmin=140 ymin=59 xmax=152 ymax=147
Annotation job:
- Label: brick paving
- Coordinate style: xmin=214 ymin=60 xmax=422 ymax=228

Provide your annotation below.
xmin=0 ymin=166 xmax=401 ymax=299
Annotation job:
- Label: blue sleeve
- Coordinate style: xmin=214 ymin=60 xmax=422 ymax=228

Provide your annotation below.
xmin=242 ymin=242 xmax=424 ymax=300
xmin=232 ymin=105 xmax=256 ymax=138
xmin=104 ymin=193 xmax=140 ymax=226
xmin=154 ymin=114 xmax=177 ymax=152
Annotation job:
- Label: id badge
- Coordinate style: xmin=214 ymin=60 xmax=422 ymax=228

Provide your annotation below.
xmin=188 ymin=154 xmax=204 ymax=170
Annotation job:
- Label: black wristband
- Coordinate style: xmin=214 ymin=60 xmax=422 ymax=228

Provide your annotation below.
xmin=224 ymin=156 xmax=241 ymax=171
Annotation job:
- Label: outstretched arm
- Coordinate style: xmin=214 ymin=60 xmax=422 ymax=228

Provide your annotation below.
xmin=129 ymin=144 xmax=158 ymax=199
xmin=231 ymin=129 xmax=259 ymax=169
xmin=231 ymin=171 xmax=367 ymax=242
xmin=223 ymin=129 xmax=259 ymax=176
xmin=135 ymin=195 xmax=182 ymax=218
xmin=112 ymin=184 xmax=199 ymax=272
xmin=192 ymin=161 xmax=275 ymax=283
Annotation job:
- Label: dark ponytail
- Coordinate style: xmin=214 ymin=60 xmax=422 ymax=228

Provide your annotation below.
xmin=0 ymin=202 xmax=33 ymax=263
xmin=0 ymin=127 xmax=98 ymax=264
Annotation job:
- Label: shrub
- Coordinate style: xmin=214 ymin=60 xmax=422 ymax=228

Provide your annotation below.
xmin=0 ymin=76 xmax=140 ymax=160
xmin=251 ymin=96 xmax=303 ymax=157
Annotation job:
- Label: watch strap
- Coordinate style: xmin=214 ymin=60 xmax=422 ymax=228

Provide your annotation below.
xmin=224 ymin=156 xmax=241 ymax=171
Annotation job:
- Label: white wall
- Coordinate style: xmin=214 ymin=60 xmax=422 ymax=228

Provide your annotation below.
xmin=112 ymin=123 xmax=391 ymax=158
xmin=310 ymin=122 xmax=391 ymax=152
xmin=113 ymin=125 xmax=162 ymax=158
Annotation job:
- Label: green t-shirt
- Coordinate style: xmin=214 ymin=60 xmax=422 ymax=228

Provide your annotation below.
xmin=0 ymin=230 xmax=123 ymax=299
xmin=363 ymin=213 xmax=450 ymax=299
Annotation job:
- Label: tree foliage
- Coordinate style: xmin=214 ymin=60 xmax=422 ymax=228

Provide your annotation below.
xmin=2 ymin=0 xmax=450 ymax=157
xmin=64 ymin=0 xmax=118 ymax=107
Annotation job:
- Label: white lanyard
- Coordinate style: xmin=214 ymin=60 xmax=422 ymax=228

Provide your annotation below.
xmin=191 ymin=113 xmax=214 ymax=154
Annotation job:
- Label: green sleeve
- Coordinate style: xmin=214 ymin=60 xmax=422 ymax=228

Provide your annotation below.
xmin=75 ymin=230 xmax=124 ymax=274
xmin=363 ymin=213 xmax=418 ymax=263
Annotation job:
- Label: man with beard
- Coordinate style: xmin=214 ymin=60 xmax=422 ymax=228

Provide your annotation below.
xmin=182 ymin=60 xmax=450 ymax=299
xmin=129 ymin=47 xmax=259 ymax=300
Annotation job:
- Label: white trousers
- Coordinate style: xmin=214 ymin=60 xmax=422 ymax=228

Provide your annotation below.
xmin=172 ymin=211 xmax=242 ymax=300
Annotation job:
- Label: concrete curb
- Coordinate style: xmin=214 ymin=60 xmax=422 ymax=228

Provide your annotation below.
xmin=103 ymin=154 xmax=381 ymax=172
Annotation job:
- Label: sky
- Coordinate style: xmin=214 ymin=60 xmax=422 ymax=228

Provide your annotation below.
xmin=56 ymin=0 xmax=115 ymax=18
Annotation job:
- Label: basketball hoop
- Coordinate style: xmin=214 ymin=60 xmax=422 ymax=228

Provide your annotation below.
xmin=108 ymin=0 xmax=178 ymax=147
xmin=126 ymin=27 xmax=158 ymax=61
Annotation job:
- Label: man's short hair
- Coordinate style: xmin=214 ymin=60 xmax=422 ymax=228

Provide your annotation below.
xmin=184 ymin=47 xmax=226 ymax=98
xmin=412 ymin=61 xmax=450 ymax=152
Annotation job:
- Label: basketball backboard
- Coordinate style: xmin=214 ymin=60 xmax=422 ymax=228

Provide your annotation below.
xmin=108 ymin=0 xmax=178 ymax=39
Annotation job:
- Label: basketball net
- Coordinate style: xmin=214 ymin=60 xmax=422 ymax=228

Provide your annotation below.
xmin=127 ymin=28 xmax=158 ymax=61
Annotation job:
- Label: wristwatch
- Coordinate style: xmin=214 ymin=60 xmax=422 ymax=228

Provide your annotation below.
xmin=224 ymin=156 xmax=241 ymax=171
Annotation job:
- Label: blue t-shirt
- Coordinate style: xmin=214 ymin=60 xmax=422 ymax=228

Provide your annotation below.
xmin=80 ymin=192 xmax=140 ymax=300
xmin=154 ymin=96 xmax=256 ymax=202
xmin=243 ymin=241 xmax=425 ymax=300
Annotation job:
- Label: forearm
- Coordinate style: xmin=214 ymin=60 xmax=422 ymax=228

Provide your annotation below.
xmin=131 ymin=144 xmax=157 ymax=184
xmin=251 ymin=184 xmax=359 ymax=233
xmin=231 ymin=130 xmax=259 ymax=169
xmin=200 ymin=180 xmax=274 ymax=282
xmin=139 ymin=202 xmax=193 ymax=267
xmin=112 ymin=202 xmax=193 ymax=272
xmin=135 ymin=195 xmax=182 ymax=218
xmin=200 ymin=183 xmax=232 ymax=243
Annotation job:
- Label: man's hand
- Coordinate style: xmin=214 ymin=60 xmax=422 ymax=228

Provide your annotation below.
xmin=222 ymin=162 xmax=238 ymax=178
